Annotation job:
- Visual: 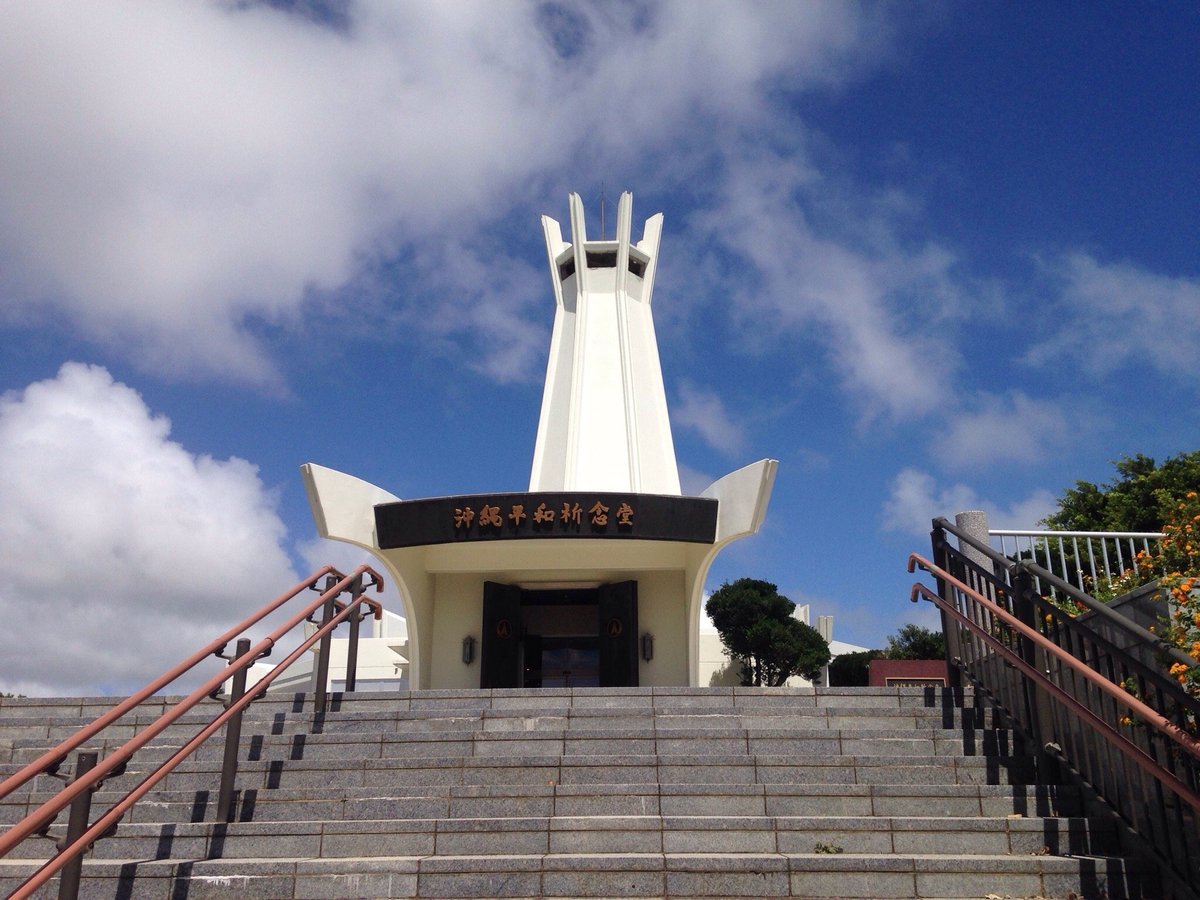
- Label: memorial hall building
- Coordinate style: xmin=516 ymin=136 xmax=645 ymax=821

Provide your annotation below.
xmin=301 ymin=192 xmax=777 ymax=690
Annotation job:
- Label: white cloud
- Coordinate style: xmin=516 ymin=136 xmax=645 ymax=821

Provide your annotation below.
xmin=399 ymin=238 xmax=550 ymax=384
xmin=0 ymin=364 xmax=297 ymax=695
xmin=673 ymin=381 xmax=747 ymax=456
xmin=0 ymin=1 xmax=876 ymax=386
xmin=1026 ymin=252 xmax=1200 ymax=380
xmin=937 ymin=391 xmax=1072 ymax=470
xmin=684 ymin=147 xmax=962 ymax=423
xmin=792 ymin=448 xmax=832 ymax=474
xmin=881 ymin=467 xmax=1057 ymax=538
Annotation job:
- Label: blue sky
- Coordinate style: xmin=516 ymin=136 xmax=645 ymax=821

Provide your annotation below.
xmin=1 ymin=2 xmax=1198 ymax=694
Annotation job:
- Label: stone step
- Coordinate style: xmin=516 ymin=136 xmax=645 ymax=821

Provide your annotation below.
xmin=3 ymin=727 xmax=1020 ymax=769
xmin=11 ymin=751 xmax=1043 ymax=796
xmin=0 ymin=685 xmax=980 ymax=722
xmin=1 ymin=716 xmax=1008 ymax=771
xmin=0 ymin=851 xmax=1158 ymax=898
xmin=256 ymin=685 xmax=977 ymax=710
xmin=43 ymin=814 xmax=1117 ymax=861
xmin=5 ymin=781 xmax=1081 ymax=827
xmin=3 ymin=686 xmax=1158 ymax=900
xmin=0 ymin=700 xmax=1004 ymax=743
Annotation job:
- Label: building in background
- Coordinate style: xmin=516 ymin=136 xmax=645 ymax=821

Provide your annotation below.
xmin=237 ymin=608 xmax=410 ymax=695
xmin=697 ymin=606 xmax=870 ymax=688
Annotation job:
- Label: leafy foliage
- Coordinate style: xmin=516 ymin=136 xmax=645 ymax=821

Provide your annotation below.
xmin=1044 ymin=452 xmax=1200 ymax=533
xmin=883 ymin=624 xmax=945 ymax=660
xmin=1045 ymin=488 xmax=1200 ymax=698
xmin=705 ymin=578 xmax=831 ymax=686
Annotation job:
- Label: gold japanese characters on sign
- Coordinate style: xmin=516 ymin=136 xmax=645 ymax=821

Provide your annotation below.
xmin=453 ymin=498 xmax=635 ymax=535
xmin=375 ymin=492 xmax=717 ymax=549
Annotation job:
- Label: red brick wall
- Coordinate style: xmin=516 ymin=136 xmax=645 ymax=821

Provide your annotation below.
xmin=868 ymin=658 xmax=948 ymax=687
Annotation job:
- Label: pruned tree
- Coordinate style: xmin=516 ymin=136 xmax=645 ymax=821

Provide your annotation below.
xmin=705 ymin=578 xmax=831 ymax=686
xmin=828 ymin=650 xmax=884 ymax=687
xmin=883 ymin=624 xmax=945 ymax=660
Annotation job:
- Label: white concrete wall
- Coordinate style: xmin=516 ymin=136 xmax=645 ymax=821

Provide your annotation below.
xmin=697 ymin=630 xmax=742 ymax=687
xmin=635 ymin=569 xmax=687 ymax=686
xmin=430 ymin=572 xmax=486 ymax=689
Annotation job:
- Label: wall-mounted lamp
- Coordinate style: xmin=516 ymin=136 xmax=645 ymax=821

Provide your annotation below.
xmin=641 ymin=632 xmax=654 ymax=662
xmin=462 ymin=635 xmax=476 ymax=665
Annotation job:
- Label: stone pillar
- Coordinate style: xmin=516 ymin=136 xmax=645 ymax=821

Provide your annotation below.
xmin=954 ymin=509 xmax=991 ymax=573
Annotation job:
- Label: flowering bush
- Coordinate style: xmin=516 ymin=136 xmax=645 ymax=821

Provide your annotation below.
xmin=1158 ymin=491 xmax=1200 ymax=695
xmin=1088 ymin=549 xmax=1159 ymax=604
xmin=1054 ymin=491 xmax=1200 ymax=698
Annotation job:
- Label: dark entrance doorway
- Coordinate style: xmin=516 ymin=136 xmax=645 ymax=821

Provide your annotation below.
xmin=480 ymin=581 xmax=638 ymax=689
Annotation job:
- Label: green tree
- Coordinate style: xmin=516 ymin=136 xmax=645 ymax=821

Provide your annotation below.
xmin=705 ymin=578 xmax=831 ymax=686
xmin=1043 ymin=451 xmax=1200 ymax=533
xmin=884 ymin=624 xmax=945 ymax=660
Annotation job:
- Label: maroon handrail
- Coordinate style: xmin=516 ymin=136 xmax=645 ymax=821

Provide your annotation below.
xmin=908 ymin=552 xmax=1200 ymax=812
xmin=0 ymin=564 xmax=384 ymax=898
xmin=0 ymin=565 xmax=341 ymax=804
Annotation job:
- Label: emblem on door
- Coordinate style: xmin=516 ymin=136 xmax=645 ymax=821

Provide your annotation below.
xmin=496 ymin=619 xmax=513 ymax=639
xmin=606 ymin=617 xmax=623 ymax=638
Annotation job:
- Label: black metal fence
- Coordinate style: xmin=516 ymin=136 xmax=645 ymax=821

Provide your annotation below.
xmin=922 ymin=517 xmax=1200 ymax=893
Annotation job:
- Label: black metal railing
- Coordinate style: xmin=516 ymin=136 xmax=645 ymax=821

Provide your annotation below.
xmin=915 ymin=517 xmax=1200 ymax=892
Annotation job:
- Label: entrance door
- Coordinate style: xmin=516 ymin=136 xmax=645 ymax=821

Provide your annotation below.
xmin=480 ymin=581 xmax=639 ymax=688
xmin=530 ymin=636 xmax=600 ymax=687
xmin=598 ymin=580 xmax=638 ymax=687
xmin=480 ymin=581 xmax=522 ymax=688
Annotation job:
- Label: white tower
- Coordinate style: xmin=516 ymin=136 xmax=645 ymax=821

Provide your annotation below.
xmin=530 ymin=192 xmax=681 ymax=495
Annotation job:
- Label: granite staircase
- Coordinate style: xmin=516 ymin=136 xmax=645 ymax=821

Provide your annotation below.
xmin=1 ymin=686 xmax=1159 ymax=898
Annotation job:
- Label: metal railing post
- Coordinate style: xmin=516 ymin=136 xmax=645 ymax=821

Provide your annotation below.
xmin=216 ymin=638 xmax=251 ymax=823
xmin=1011 ymin=569 xmax=1054 ymax=751
xmin=343 ymin=575 xmax=365 ymax=694
xmin=931 ymin=522 xmax=963 ymax=689
xmin=313 ymin=579 xmax=337 ymax=714
xmin=57 ymin=750 xmax=98 ymax=900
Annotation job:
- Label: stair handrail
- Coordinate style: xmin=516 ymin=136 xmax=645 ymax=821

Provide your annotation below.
xmin=910 ymin=552 xmax=1200 ymax=788
xmin=918 ymin=527 xmax=1200 ymax=892
xmin=934 ymin=516 xmax=1197 ymax=670
xmin=0 ymin=565 xmax=347 ymax=803
xmin=0 ymin=564 xmax=384 ymax=899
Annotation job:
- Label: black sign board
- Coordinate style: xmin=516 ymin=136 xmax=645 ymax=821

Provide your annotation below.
xmin=375 ymin=492 xmax=717 ymax=549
